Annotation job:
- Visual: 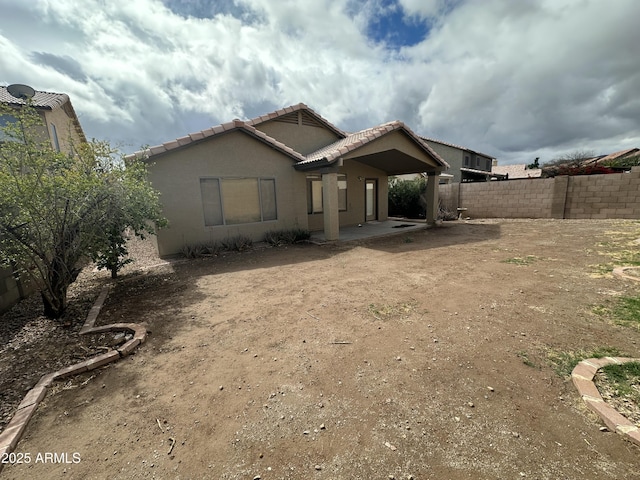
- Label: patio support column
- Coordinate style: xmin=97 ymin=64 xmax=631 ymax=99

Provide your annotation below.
xmin=322 ymin=172 xmax=339 ymax=240
xmin=425 ymin=172 xmax=440 ymax=225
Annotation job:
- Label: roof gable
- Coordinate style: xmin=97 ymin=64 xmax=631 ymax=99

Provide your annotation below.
xmin=296 ymin=121 xmax=448 ymax=170
xmin=129 ymin=119 xmax=306 ymax=163
xmin=246 ymin=103 xmax=347 ymax=138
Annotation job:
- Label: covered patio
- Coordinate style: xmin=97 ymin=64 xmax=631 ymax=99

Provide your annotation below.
xmin=296 ymin=121 xmax=449 ymax=241
xmin=309 ymin=218 xmax=427 ymax=243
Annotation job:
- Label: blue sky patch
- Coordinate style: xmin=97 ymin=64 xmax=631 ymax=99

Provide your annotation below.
xmin=366 ymin=0 xmax=430 ymax=48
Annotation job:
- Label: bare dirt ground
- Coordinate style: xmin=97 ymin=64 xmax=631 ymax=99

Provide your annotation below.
xmin=2 ymin=219 xmax=640 ymax=479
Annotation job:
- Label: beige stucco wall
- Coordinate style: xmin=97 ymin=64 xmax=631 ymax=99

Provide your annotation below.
xmin=255 ymin=120 xmax=342 ymax=155
xmin=425 ymin=141 xmax=463 ymax=181
xmin=307 ymin=160 xmax=389 ymax=231
xmin=439 ymin=167 xmax=640 ymax=219
xmin=43 ymin=106 xmax=84 ymax=153
xmin=147 ymin=131 xmax=309 ymax=256
xmin=0 ymin=266 xmax=20 ymax=314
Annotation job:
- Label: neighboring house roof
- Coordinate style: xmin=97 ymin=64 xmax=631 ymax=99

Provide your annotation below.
xmin=0 ymin=85 xmax=86 ymax=143
xmin=593 ymin=148 xmax=639 ymax=164
xmin=297 ymin=121 xmax=449 ymax=170
xmin=246 ymin=102 xmax=347 ymax=139
xmin=0 ymin=86 xmax=69 ymax=109
xmin=492 ymin=164 xmax=542 ymax=179
xmin=460 ymin=167 xmax=507 ymax=180
xmin=421 ymin=136 xmax=496 ymax=160
xmin=130 ymin=118 xmax=306 ymax=162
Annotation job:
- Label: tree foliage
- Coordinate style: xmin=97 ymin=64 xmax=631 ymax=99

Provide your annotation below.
xmin=388 ymin=177 xmax=427 ymax=218
xmin=0 ymin=103 xmax=165 ymax=320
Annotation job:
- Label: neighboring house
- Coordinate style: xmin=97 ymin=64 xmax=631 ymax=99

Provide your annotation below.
xmin=0 ymin=84 xmax=86 ymax=151
xmin=492 ymin=163 xmax=542 ymax=179
xmin=422 ymin=137 xmax=501 ymax=182
xmin=542 ymin=148 xmax=640 ymax=177
xmin=0 ymin=84 xmax=86 ymax=313
xmin=586 ymin=148 xmax=639 ymax=167
xmin=131 ymin=103 xmax=448 ymax=256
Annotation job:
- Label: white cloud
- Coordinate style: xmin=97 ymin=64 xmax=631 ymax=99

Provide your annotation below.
xmin=0 ymin=0 xmax=638 ymax=163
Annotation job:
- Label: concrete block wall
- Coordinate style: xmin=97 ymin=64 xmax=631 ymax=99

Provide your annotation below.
xmin=564 ymin=167 xmax=640 ymax=219
xmin=438 ymin=167 xmax=640 ymax=220
xmin=459 ymin=177 xmax=556 ymax=218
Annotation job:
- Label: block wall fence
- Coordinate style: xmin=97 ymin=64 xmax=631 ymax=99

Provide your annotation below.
xmin=439 ymin=166 xmax=640 ymax=220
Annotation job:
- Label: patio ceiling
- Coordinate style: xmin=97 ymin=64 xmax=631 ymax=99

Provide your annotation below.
xmin=346 ymin=148 xmax=441 ymax=175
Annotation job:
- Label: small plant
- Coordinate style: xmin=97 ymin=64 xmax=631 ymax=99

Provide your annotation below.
xmin=547 ymin=346 xmax=623 ymax=377
xmin=517 ymin=351 xmax=539 ymax=368
xmin=221 ymin=234 xmax=253 ymax=252
xmin=180 ymin=241 xmax=221 ymax=258
xmin=264 ymin=228 xmax=310 ymax=246
xmin=504 ymin=255 xmax=538 ymax=266
xmin=437 ymin=200 xmax=459 ymax=221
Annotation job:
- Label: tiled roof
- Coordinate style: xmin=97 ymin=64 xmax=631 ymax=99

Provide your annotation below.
xmin=594 ymin=148 xmax=639 ymax=164
xmin=132 ymin=105 xmax=448 ymax=172
xmin=1 ymin=85 xmax=86 ymax=143
xmin=299 ymin=121 xmax=449 ymax=168
xmin=422 ymin=136 xmax=496 ymax=160
xmin=492 ymin=164 xmax=542 ymax=178
xmin=129 ymin=119 xmax=306 ymax=162
xmin=0 ymin=86 xmax=69 ymax=109
xmin=245 ymin=103 xmax=347 ymax=138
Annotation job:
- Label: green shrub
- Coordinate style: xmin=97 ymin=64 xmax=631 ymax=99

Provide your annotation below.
xmin=388 ymin=177 xmax=427 ymax=218
xmin=220 ymin=234 xmax=253 ymax=252
xmin=181 ymin=241 xmax=222 ymax=258
xmin=264 ymin=228 xmax=310 ymax=246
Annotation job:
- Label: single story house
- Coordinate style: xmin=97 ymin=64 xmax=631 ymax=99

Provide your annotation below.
xmin=131 ymin=103 xmax=448 ymax=256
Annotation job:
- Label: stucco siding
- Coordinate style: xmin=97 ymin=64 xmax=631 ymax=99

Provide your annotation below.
xmin=43 ymin=107 xmax=84 ymax=153
xmin=306 ymin=161 xmax=389 ymax=231
xmin=255 ymin=120 xmax=342 ymax=156
xmin=147 ymin=131 xmax=309 ymax=256
xmin=425 ymin=142 xmax=464 ymax=181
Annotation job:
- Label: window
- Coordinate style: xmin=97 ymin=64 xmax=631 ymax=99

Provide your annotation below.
xmin=50 ymin=123 xmax=60 ymax=152
xmin=475 ymin=156 xmax=480 ymax=167
xmin=307 ymin=174 xmax=347 ymax=213
xmin=200 ymin=177 xmax=277 ymax=226
xmin=486 ymin=159 xmax=492 ymax=171
xmin=0 ymin=114 xmax=17 ymax=142
xmin=464 ymin=155 xmax=470 ymax=167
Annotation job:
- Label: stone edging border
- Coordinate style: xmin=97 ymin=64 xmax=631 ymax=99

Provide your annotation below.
xmin=572 ymin=357 xmax=640 ymax=446
xmin=0 ymin=285 xmax=146 ymax=472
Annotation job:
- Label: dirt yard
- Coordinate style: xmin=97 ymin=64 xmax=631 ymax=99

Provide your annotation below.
xmin=3 ymin=219 xmax=640 ymax=479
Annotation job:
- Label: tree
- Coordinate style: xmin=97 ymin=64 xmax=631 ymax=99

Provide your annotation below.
xmin=0 ymin=103 xmax=165 ymax=320
xmin=542 ymin=149 xmax=596 ymax=177
xmin=527 ymin=157 xmax=540 ymax=169
xmin=91 ymin=151 xmax=167 ymax=279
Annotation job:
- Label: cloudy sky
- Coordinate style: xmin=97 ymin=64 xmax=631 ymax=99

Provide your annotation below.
xmin=1 ymin=0 xmax=638 ymax=164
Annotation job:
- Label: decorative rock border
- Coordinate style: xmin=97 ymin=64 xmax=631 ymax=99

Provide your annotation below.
xmin=572 ymin=357 xmax=640 ymax=446
xmin=0 ymin=285 xmax=147 ymax=473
